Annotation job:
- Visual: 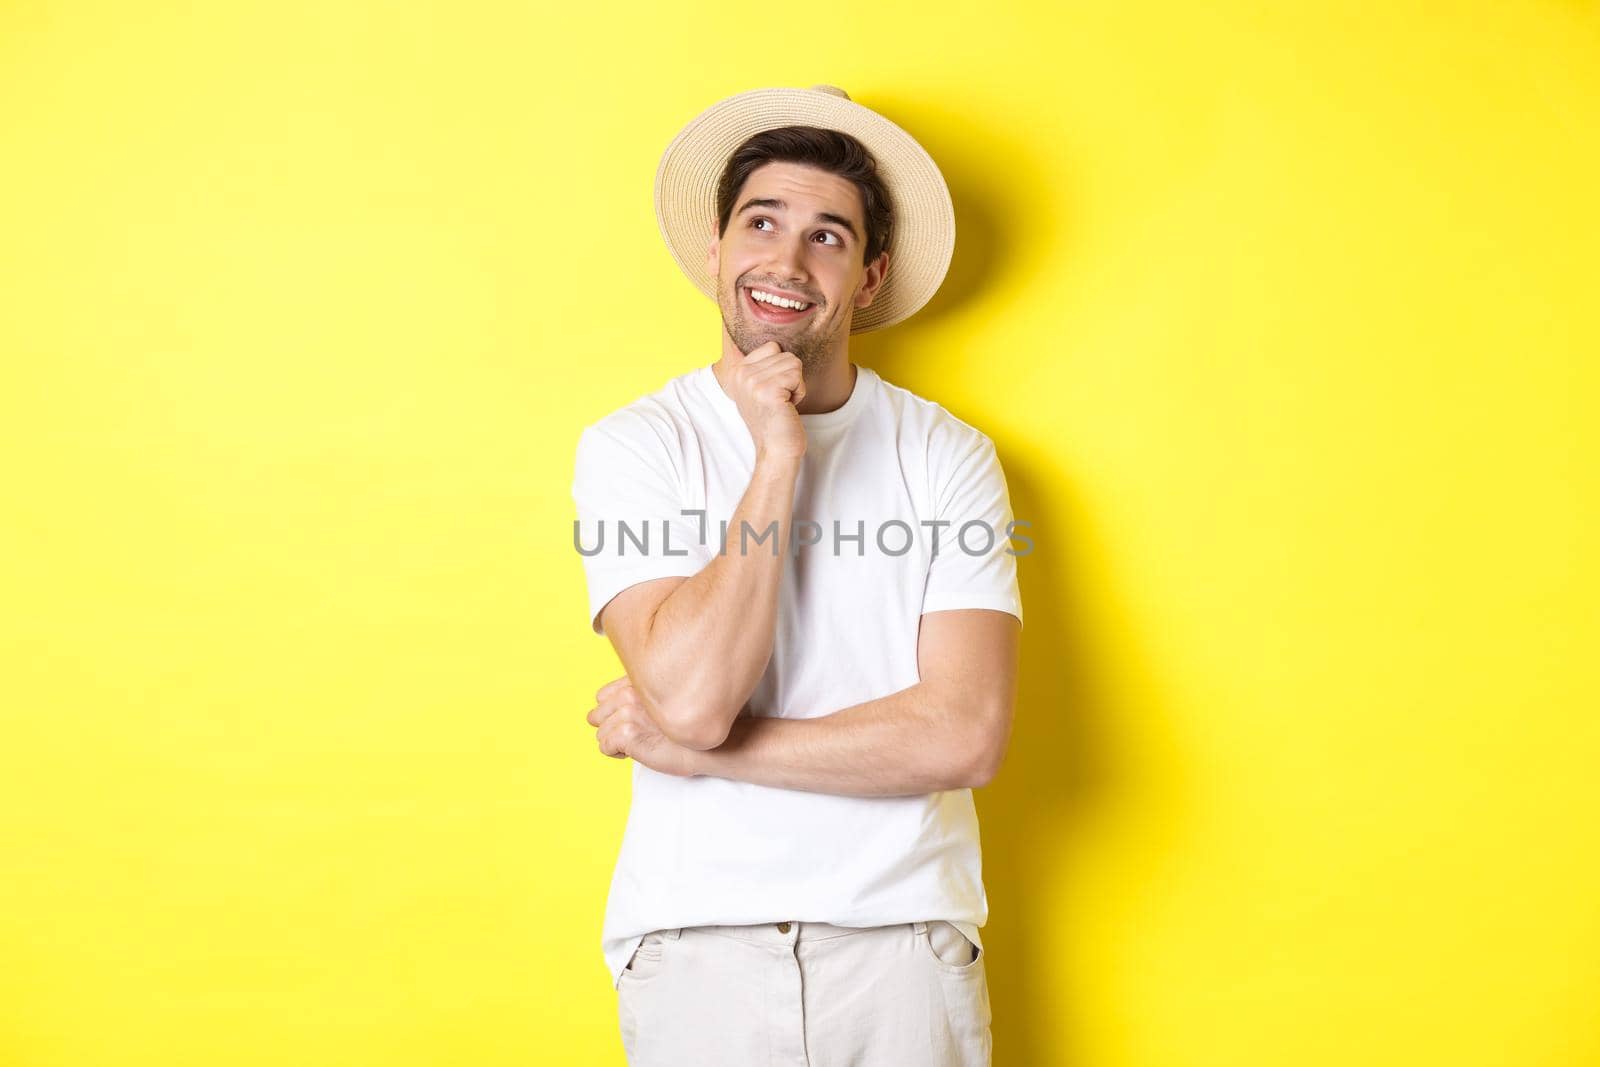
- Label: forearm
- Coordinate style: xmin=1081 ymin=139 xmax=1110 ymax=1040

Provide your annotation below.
xmin=637 ymin=451 xmax=801 ymax=744
xmin=684 ymin=682 xmax=982 ymax=797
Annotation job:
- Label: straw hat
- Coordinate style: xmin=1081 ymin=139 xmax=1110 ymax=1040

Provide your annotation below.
xmin=653 ymin=84 xmax=955 ymax=334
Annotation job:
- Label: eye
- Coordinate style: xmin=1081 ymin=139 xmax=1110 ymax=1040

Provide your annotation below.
xmin=815 ymin=231 xmax=843 ymax=246
xmin=751 ymin=217 xmax=774 ymax=231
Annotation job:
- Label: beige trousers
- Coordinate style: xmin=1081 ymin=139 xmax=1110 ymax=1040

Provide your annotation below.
xmin=616 ymin=919 xmax=992 ymax=1066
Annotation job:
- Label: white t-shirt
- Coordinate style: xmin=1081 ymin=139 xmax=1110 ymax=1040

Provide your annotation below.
xmin=571 ymin=361 xmax=1024 ymax=990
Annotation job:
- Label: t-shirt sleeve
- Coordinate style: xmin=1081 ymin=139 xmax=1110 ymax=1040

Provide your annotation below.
xmin=920 ymin=433 xmax=1024 ymax=627
xmin=571 ymin=417 xmax=714 ymax=636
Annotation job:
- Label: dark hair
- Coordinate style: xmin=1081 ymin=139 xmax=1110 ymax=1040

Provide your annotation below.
xmin=714 ymin=126 xmax=894 ymax=267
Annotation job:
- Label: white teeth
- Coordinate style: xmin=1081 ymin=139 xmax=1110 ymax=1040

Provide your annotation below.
xmin=750 ymin=288 xmax=811 ymax=311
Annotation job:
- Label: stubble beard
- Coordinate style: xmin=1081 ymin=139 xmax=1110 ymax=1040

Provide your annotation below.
xmin=721 ymin=284 xmax=839 ymax=377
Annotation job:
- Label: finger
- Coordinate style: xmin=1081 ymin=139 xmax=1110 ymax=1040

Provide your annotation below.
xmin=727 ymin=340 xmax=776 ymax=369
xmin=597 ymin=720 xmax=628 ymax=758
xmin=745 ymin=364 xmax=800 ymax=403
xmin=747 ymin=358 xmax=801 ymax=391
xmin=740 ymin=342 xmax=792 ymax=373
xmin=772 ymin=382 xmax=803 ymax=407
xmin=595 ymin=674 xmax=631 ymax=702
xmin=747 ymin=348 xmax=801 ymax=374
xmin=588 ymin=688 xmax=634 ymax=727
xmin=740 ymin=339 xmax=782 ymax=361
xmin=603 ymin=718 xmax=638 ymax=759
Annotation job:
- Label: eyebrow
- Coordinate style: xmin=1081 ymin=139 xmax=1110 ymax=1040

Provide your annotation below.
xmin=734 ymin=197 xmax=859 ymax=244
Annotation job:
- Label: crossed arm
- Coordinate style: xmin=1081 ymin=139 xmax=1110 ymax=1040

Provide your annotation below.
xmin=590 ymin=588 xmax=1021 ymax=797
xmin=684 ymin=606 xmax=1020 ymax=796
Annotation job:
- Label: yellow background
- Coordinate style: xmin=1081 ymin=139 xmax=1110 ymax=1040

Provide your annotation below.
xmin=2 ymin=2 xmax=1596 ymax=1064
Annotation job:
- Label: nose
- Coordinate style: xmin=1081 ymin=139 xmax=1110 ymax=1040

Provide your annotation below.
xmin=763 ymin=232 xmax=812 ymax=293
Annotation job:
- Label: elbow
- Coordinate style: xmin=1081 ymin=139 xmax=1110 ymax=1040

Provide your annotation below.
xmin=956 ymin=747 xmax=1004 ymax=790
xmin=654 ymin=699 xmax=735 ymax=752
xmin=953 ymin=710 xmax=1012 ymax=789
xmin=631 ymin=675 xmax=736 ymax=751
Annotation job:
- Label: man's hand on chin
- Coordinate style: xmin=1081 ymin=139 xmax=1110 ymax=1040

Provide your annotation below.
xmin=587 ymin=674 xmax=699 ymax=777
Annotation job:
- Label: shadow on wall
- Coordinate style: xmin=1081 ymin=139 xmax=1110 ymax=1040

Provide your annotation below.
xmin=857 ymin=104 xmax=1195 ymax=1064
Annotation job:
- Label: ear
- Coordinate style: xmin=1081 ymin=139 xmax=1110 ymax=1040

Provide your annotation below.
xmin=706 ymin=219 xmax=721 ymax=276
xmin=853 ymin=250 xmax=891 ymax=309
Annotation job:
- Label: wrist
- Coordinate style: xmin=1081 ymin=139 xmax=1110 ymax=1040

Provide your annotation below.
xmin=676 ymin=744 xmax=707 ymax=778
xmin=754 ymin=447 xmax=805 ymax=473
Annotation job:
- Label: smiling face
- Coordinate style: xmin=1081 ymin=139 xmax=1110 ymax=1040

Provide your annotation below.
xmin=707 ymin=160 xmax=889 ymax=373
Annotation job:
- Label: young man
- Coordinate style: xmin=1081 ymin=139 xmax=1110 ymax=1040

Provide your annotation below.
xmin=571 ymin=84 xmax=1023 ymax=1065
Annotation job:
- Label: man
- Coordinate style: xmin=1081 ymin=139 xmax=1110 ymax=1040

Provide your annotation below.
xmin=571 ymin=84 xmax=1023 ymax=1066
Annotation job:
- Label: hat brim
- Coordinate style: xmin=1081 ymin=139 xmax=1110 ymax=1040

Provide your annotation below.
xmin=653 ymin=87 xmax=955 ymax=334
